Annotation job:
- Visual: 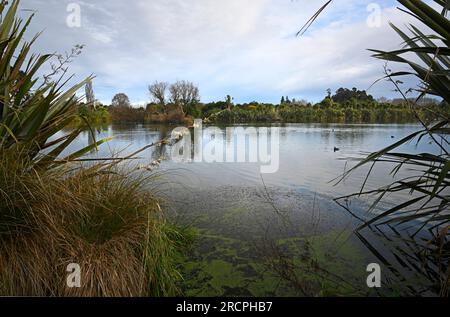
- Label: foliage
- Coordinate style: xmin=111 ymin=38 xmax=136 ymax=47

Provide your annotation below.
xmin=207 ymin=102 xmax=279 ymax=124
xmin=111 ymin=93 xmax=131 ymax=108
xmin=0 ymin=0 xmax=188 ymax=296
xmin=336 ymin=0 xmax=450 ymax=232
xmin=332 ymin=87 xmax=374 ymax=104
xmin=76 ymin=103 xmax=110 ymax=125
xmin=204 ymin=97 xmax=446 ymax=124
xmin=109 ymin=85 xmax=447 ymax=125
xmin=110 ymin=105 xmax=146 ymax=122
xmin=0 ymin=0 xmax=108 ymax=169
xmin=318 ymin=0 xmax=450 ymax=295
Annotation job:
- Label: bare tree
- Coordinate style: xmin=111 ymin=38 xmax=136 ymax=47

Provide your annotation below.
xmin=148 ymin=81 xmax=169 ymax=113
xmin=169 ymin=83 xmax=182 ymax=109
xmin=111 ymin=93 xmax=131 ymax=108
xmin=169 ymin=80 xmax=200 ymax=114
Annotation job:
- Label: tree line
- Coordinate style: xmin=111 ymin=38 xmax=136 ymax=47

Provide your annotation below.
xmin=97 ymin=85 xmax=447 ymax=124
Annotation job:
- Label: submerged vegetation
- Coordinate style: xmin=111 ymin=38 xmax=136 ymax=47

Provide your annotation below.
xmin=178 ymin=229 xmax=369 ymax=297
xmin=0 ymin=0 xmax=186 ymax=296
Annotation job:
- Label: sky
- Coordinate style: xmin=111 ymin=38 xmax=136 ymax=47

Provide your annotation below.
xmin=19 ymin=0 xmax=427 ymax=106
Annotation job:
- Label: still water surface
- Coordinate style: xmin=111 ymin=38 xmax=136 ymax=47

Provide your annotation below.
xmin=64 ymin=123 xmax=436 ymax=295
xmin=65 ymin=123 xmax=434 ymax=196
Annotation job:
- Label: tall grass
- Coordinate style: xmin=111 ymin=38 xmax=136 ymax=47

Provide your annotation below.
xmin=0 ymin=148 xmax=186 ymax=296
xmin=0 ymin=0 xmax=187 ymax=296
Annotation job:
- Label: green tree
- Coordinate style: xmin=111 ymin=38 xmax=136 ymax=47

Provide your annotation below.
xmin=332 ymin=87 xmax=374 ymax=103
xmin=111 ymin=93 xmax=131 ymax=108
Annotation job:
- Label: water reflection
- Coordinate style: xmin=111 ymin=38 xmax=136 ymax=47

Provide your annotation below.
xmin=63 ymin=123 xmax=436 ymax=200
xmin=59 ymin=123 xmax=444 ymax=295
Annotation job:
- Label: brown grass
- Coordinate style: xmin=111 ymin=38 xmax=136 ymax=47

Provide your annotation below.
xmin=0 ymin=148 xmax=185 ymax=296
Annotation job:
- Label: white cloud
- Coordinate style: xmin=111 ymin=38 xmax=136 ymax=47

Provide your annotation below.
xmin=20 ymin=0 xmax=426 ymax=104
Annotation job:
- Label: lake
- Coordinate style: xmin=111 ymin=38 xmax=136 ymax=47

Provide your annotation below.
xmin=63 ymin=123 xmax=437 ymax=296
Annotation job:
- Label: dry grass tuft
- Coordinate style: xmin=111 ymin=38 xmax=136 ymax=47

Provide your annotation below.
xmin=0 ymin=148 xmax=185 ymax=296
